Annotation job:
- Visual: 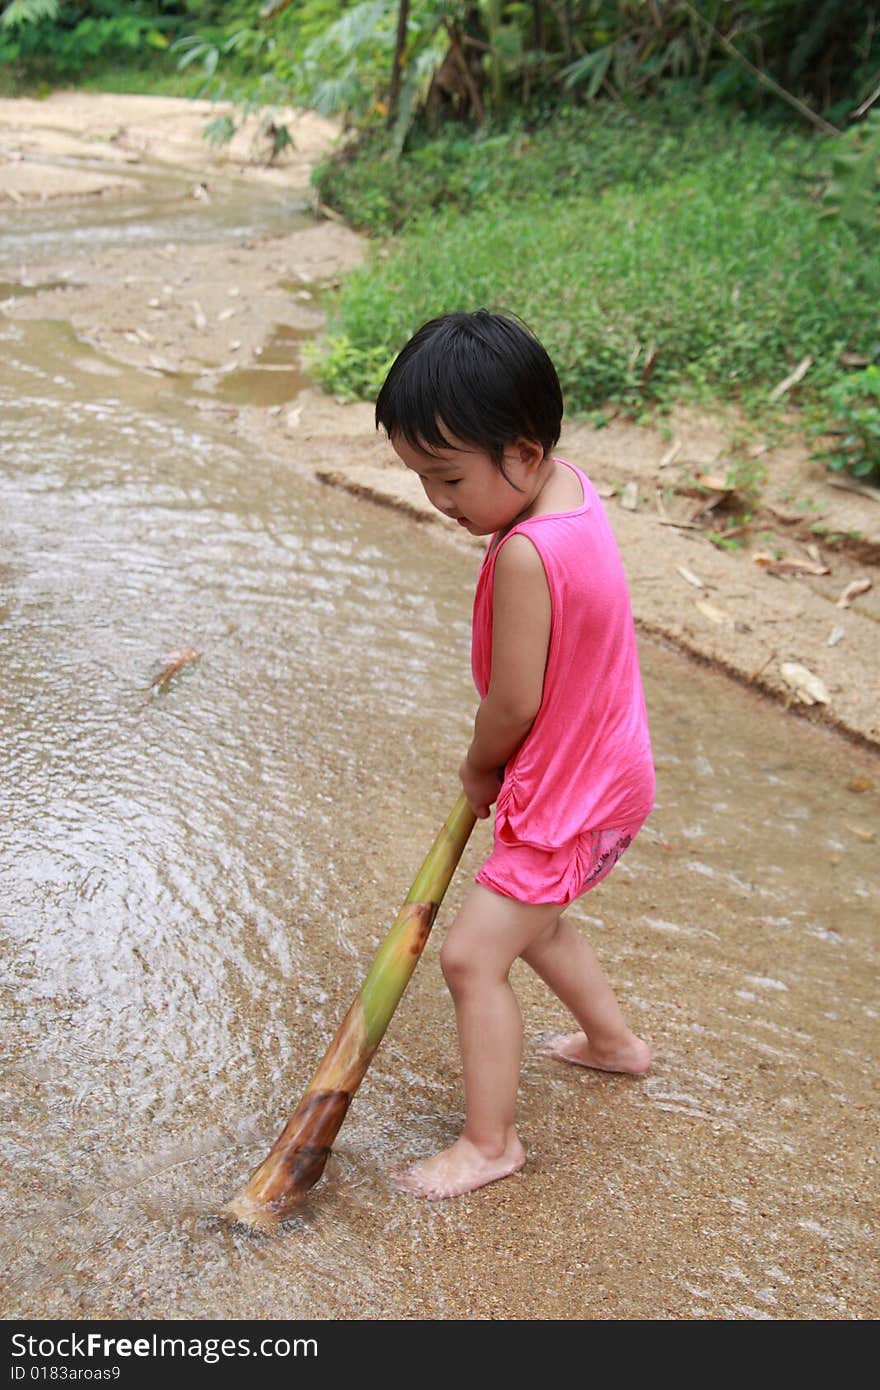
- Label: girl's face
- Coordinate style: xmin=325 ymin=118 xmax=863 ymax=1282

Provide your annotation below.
xmin=390 ymin=431 xmax=544 ymax=537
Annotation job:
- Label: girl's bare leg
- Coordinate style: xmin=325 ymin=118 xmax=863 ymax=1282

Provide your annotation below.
xmin=521 ymin=914 xmax=651 ymax=1073
xmin=392 ymin=885 xmax=563 ymax=1200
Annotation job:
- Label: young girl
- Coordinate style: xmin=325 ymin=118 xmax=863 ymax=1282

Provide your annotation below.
xmin=375 ymin=310 xmax=655 ymax=1200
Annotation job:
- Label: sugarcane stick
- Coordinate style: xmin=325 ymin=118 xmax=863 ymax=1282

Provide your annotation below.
xmin=223 ymin=792 xmax=477 ymax=1230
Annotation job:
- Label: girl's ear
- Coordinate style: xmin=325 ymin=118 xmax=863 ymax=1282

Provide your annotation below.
xmin=515 ymin=438 xmax=546 ymax=472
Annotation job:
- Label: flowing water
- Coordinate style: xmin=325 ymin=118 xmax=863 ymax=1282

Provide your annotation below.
xmin=0 ymin=184 xmax=877 ymax=1321
xmin=0 ymin=161 xmax=311 ymax=264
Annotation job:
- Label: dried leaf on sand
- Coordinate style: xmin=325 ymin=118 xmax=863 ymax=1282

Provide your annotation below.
xmin=695 ymin=599 xmax=729 ymax=625
xmin=753 ymin=553 xmax=831 ymax=576
xmin=836 ymin=578 xmax=872 ymax=608
xmin=845 ymin=823 xmax=876 ymax=843
xmin=693 ymin=473 xmax=731 ymax=492
xmin=675 ymin=565 xmax=706 ymax=589
xmin=779 ymin=661 xmax=830 ymax=705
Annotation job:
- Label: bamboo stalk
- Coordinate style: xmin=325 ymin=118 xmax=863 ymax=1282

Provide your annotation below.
xmin=223 ymin=793 xmax=476 ymax=1230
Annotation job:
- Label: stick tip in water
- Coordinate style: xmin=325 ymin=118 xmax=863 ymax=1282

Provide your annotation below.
xmin=220 ymin=1186 xmax=307 ymax=1233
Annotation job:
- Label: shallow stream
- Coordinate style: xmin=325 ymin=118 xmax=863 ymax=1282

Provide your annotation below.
xmin=1 ymin=181 xmax=876 ymax=1320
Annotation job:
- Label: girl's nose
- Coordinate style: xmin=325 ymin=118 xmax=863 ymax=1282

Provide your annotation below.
xmin=424 ymin=480 xmax=452 ymax=513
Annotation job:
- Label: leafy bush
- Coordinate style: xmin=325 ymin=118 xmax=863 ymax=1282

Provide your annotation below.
xmin=1 ymin=1 xmax=60 ymax=24
xmin=818 ymin=109 xmax=880 ymax=242
xmin=0 ymin=1 xmax=244 ymax=84
xmin=311 ymin=121 xmax=879 ymax=413
xmin=314 ymin=100 xmax=802 ymax=235
xmin=811 ymin=368 xmax=880 ymax=486
xmin=4 ymin=0 xmax=877 ymax=123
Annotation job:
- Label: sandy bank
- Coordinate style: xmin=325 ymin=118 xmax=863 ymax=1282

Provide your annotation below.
xmin=0 ymin=91 xmax=340 ymax=199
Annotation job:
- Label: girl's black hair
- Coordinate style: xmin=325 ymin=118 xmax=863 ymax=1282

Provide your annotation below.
xmin=375 ymin=310 xmax=563 ymax=470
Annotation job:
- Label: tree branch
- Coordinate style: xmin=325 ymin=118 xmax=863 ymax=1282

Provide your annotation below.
xmin=680 ymin=0 xmax=840 ymax=136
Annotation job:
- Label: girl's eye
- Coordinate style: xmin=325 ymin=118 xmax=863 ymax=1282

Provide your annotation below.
xmin=446 ymin=479 xmax=461 ymax=487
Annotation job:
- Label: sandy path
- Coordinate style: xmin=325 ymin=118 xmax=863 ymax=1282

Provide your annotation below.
xmin=1 ymin=91 xmax=878 ymax=752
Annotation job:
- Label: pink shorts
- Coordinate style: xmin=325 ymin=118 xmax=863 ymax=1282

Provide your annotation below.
xmin=475 ymin=821 xmax=644 ymax=906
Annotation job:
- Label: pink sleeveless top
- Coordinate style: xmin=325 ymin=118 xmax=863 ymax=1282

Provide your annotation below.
xmin=472 ymin=460 xmax=654 ymax=848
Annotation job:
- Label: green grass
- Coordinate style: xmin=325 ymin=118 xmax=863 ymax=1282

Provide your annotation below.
xmin=0 ymin=59 xmax=205 ymax=99
xmin=76 ymin=65 xmax=207 ymax=97
xmin=313 ymin=103 xmax=812 ymax=237
xmin=310 ymin=121 xmax=878 ymax=414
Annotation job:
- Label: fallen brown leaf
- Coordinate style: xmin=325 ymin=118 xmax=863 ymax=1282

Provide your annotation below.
xmin=836 ymin=578 xmax=872 ymax=608
xmin=779 ymin=661 xmax=830 ymax=705
xmin=708 ymin=523 xmax=750 ymax=544
xmin=149 ymin=647 xmax=202 ymax=695
xmin=685 ymin=493 xmax=726 ymax=524
xmin=695 ymin=599 xmax=729 ymax=625
xmin=752 ymin=553 xmax=830 ymax=576
xmin=675 ymin=565 xmax=706 ymax=589
xmin=846 ymin=777 xmax=874 ymax=794
xmin=845 ymin=824 xmax=876 ymax=843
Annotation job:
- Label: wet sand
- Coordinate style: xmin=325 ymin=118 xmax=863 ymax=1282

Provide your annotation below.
xmin=0 ymin=95 xmax=878 ymax=1322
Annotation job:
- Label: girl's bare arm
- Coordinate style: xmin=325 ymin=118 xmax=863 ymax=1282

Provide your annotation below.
xmin=462 ymin=535 xmax=551 ymax=816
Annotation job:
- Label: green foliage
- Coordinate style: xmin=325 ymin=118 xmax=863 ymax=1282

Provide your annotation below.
xmin=818 ymin=110 xmax=880 ymax=241
xmin=283 ymin=0 xmax=399 ymax=118
xmin=293 ymin=0 xmax=873 ymax=130
xmin=6 ymin=2 xmax=874 ymax=127
xmin=310 ymin=118 xmax=880 ymax=414
xmin=166 ymin=0 xmax=416 ymax=152
xmin=178 ymin=0 xmax=459 ymax=159
xmin=723 ymin=452 xmax=768 ymax=505
xmin=0 ymin=1 xmax=242 ymax=84
xmin=1 ymin=1 xmax=60 ymax=27
xmin=203 ymin=111 xmax=237 ymax=144
xmin=811 ymin=368 xmax=880 ymax=486
xmin=314 ymin=98 xmax=789 ymax=234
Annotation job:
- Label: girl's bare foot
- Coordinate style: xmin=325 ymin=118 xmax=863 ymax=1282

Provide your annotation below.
xmin=392 ymin=1134 xmax=526 ymax=1200
xmin=539 ymin=1029 xmax=651 ymax=1074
